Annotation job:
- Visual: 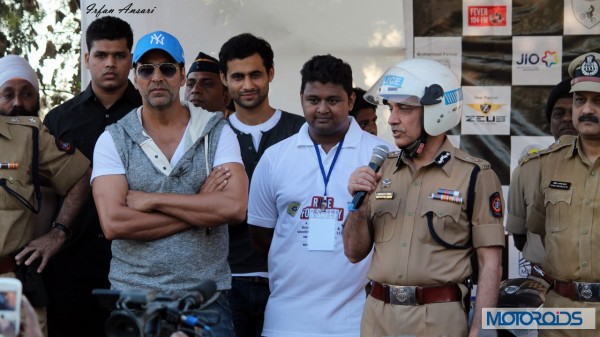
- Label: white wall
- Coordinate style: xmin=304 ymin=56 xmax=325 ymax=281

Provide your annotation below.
xmin=81 ymin=0 xmax=408 ymax=144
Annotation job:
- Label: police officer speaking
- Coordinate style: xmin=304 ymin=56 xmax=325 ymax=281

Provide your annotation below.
xmin=343 ymin=58 xmax=505 ymax=337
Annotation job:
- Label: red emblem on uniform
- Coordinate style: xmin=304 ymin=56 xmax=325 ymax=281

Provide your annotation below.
xmin=489 ymin=192 xmax=503 ymax=217
xmin=55 ymin=139 xmax=75 ymax=154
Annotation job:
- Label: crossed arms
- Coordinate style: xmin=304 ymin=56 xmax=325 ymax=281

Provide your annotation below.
xmin=93 ymin=164 xmax=248 ymax=241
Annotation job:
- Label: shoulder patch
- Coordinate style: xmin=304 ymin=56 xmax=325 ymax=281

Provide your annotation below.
xmin=489 ymin=192 xmax=503 ymax=217
xmin=55 ymin=139 xmax=75 ymax=154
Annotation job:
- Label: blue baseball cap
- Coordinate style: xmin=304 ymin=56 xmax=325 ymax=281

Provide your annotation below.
xmin=133 ymin=31 xmax=185 ymax=65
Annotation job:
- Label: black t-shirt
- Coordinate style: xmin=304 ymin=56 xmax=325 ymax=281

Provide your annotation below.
xmin=228 ymin=110 xmax=305 ymax=273
xmin=42 ymin=81 xmax=141 ymax=265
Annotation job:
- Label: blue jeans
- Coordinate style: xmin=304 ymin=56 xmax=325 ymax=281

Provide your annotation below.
xmin=227 ymin=277 xmax=270 ymax=337
xmin=195 ymin=291 xmax=235 ymax=337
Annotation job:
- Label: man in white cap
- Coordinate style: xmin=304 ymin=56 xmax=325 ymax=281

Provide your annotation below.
xmin=91 ymin=30 xmax=247 ymax=336
xmin=527 ymin=52 xmax=600 ymax=337
xmin=0 ymin=55 xmax=40 ymax=117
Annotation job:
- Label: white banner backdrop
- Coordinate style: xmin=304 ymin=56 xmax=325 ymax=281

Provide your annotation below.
xmin=80 ymin=0 xmax=410 ymax=145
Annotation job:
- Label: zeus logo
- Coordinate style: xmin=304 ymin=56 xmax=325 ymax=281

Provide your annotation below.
xmin=465 ymin=116 xmax=506 ymax=122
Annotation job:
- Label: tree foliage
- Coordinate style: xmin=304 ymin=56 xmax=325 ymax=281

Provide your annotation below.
xmin=0 ymin=0 xmax=81 ymax=114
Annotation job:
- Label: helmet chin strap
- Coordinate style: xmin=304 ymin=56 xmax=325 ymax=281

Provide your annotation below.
xmin=401 ymin=110 xmax=427 ymax=158
xmin=401 ymin=132 xmax=427 ymax=158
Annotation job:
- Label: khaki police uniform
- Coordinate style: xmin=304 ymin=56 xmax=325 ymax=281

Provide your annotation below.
xmin=527 ymin=135 xmax=600 ymax=337
xmin=0 ymin=115 xmax=89 ymax=257
xmin=362 ymin=138 xmax=505 ymax=337
xmin=507 ymin=135 xmax=576 ymax=266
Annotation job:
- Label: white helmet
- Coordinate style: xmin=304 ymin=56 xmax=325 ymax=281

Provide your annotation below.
xmin=365 ymin=58 xmax=463 ymax=136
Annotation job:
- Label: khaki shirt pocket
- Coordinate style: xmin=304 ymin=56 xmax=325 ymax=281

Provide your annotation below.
xmin=0 ymin=174 xmax=31 ymax=210
xmin=418 ymin=199 xmax=466 ymax=246
xmin=543 ymin=188 xmax=572 ymax=232
xmin=371 ymin=199 xmax=400 ymax=242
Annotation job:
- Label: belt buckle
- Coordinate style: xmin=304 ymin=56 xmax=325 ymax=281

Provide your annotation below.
xmin=388 ymin=285 xmax=417 ymax=306
xmin=574 ymin=282 xmax=600 ymax=302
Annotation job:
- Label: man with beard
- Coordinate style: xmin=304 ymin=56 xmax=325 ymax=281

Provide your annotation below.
xmin=185 ymin=52 xmax=232 ymax=118
xmin=218 ymin=33 xmax=304 ymax=337
xmin=0 ymin=54 xmax=91 ymax=334
xmin=527 ymin=52 xmax=600 ymax=337
xmin=41 ymin=16 xmax=142 ymax=337
xmin=0 ymin=55 xmax=40 ymax=117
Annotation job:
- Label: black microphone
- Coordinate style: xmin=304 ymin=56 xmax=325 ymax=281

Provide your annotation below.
xmin=350 ymin=145 xmax=389 ymax=210
xmin=180 ymin=279 xmax=217 ymax=310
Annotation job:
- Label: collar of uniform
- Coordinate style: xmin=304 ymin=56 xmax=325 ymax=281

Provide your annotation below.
xmin=396 ymin=137 xmax=455 ymax=176
xmin=431 ymin=138 xmax=456 ymax=177
xmin=296 ymin=116 xmax=362 ymax=148
xmin=569 ymin=135 xmax=587 ymax=162
xmin=0 ymin=117 xmax=10 ymax=139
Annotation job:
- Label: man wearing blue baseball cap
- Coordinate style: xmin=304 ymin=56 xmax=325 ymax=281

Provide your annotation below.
xmin=91 ymin=30 xmax=247 ymax=337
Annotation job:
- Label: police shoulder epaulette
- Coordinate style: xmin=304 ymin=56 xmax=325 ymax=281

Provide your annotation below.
xmin=543 ymin=135 xmax=576 ymax=153
xmin=4 ymin=116 xmax=42 ymax=128
xmin=387 ymin=151 xmax=401 ymax=158
xmin=454 ymin=151 xmax=492 ymax=170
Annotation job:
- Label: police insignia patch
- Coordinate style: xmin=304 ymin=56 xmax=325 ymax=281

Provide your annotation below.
xmin=489 ymin=192 xmax=503 ymax=217
xmin=287 ymin=201 xmax=300 ymax=217
xmin=55 ymin=139 xmax=75 ymax=154
xmin=434 ymin=151 xmax=451 ymax=167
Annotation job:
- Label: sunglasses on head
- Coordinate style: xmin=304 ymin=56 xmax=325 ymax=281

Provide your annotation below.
xmin=136 ymin=63 xmax=179 ymax=79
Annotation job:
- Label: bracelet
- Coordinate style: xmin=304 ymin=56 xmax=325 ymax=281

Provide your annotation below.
xmin=51 ymin=221 xmax=72 ymax=239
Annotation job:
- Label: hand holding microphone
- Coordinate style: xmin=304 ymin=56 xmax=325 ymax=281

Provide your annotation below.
xmin=348 ymin=145 xmax=389 ymax=211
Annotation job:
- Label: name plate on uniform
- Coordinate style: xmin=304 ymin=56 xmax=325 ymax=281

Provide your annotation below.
xmin=375 ymin=192 xmax=394 ymax=200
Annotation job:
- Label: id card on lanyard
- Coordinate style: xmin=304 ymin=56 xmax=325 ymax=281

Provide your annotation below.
xmin=308 ymin=210 xmax=337 ymax=250
xmin=307 ymin=137 xmax=344 ymax=251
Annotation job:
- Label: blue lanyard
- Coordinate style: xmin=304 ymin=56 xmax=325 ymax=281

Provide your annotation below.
xmin=314 ymin=136 xmax=345 ymax=198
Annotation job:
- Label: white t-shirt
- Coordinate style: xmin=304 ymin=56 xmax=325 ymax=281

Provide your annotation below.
xmin=92 ymin=106 xmax=241 ymax=182
xmin=248 ymin=117 xmax=395 ymax=337
xmin=228 ymin=109 xmax=282 ymax=149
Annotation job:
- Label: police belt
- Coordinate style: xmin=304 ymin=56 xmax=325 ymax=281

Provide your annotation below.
xmin=0 ymin=255 xmax=17 ymax=274
xmin=554 ymin=280 xmax=600 ymax=302
xmin=370 ymin=281 xmax=461 ymax=306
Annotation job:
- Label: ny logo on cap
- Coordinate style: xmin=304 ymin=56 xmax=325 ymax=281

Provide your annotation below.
xmin=581 ymin=55 xmax=599 ymax=76
xmin=150 ymin=33 xmax=165 ymax=45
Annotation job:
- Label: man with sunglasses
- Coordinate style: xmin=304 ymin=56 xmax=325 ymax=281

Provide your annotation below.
xmin=42 ymin=16 xmax=142 ymax=337
xmin=91 ymin=30 xmax=247 ymax=337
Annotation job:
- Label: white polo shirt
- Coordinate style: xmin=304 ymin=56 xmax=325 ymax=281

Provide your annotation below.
xmin=248 ymin=117 xmax=395 ymax=337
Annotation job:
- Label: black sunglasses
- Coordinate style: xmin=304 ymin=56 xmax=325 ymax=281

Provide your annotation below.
xmin=136 ymin=63 xmax=179 ymax=79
